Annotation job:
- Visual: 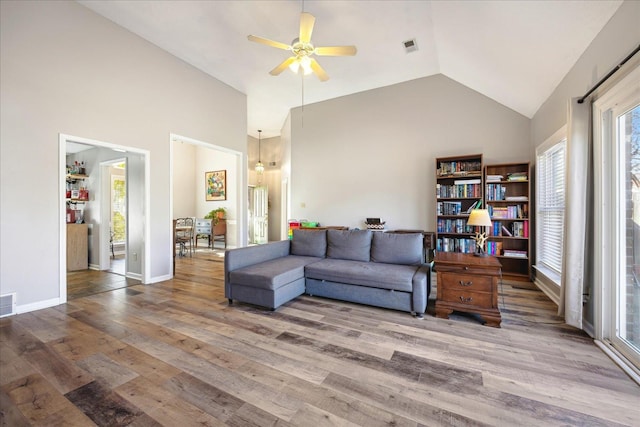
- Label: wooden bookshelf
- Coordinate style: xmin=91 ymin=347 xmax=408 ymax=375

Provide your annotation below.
xmin=435 ymin=154 xmax=483 ymax=254
xmin=484 ymin=162 xmax=531 ymax=281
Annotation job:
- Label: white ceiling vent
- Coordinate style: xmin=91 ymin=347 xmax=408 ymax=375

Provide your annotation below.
xmin=403 ymin=39 xmax=418 ymax=53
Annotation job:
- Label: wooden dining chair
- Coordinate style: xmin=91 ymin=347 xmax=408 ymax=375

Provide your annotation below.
xmin=212 ymin=218 xmax=227 ymax=249
xmin=175 ymin=217 xmax=194 ymax=257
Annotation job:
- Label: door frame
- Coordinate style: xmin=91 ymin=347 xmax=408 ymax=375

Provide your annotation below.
xmin=169 ymin=133 xmax=246 ymax=270
xmin=99 ymin=158 xmax=128 ymax=272
xmin=58 ymin=134 xmax=151 ymax=303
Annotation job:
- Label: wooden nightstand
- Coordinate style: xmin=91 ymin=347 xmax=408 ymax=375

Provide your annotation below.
xmin=434 ymin=252 xmax=502 ymax=327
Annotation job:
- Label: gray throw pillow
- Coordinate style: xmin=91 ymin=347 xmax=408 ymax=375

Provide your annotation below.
xmin=371 ymin=232 xmax=423 ymax=265
xmin=327 ymin=229 xmax=372 ymax=262
xmin=291 ymin=229 xmax=327 ymax=258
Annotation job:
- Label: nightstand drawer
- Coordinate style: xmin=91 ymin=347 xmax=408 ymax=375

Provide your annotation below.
xmin=441 ymin=288 xmax=493 ymax=308
xmin=435 ymin=264 xmax=501 ymax=277
xmin=439 ymin=272 xmax=493 ymax=292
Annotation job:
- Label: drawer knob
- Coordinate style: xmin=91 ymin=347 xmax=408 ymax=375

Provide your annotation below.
xmin=459 ymin=296 xmax=473 ymax=304
xmin=458 ymin=280 xmax=473 ymax=287
xmin=463 ymin=266 xmax=469 ymax=270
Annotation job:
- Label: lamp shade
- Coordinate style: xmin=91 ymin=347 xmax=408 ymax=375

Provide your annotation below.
xmin=467 ymin=209 xmax=492 ymax=227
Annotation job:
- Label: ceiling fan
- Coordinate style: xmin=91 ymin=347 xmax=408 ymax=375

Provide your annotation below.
xmin=248 ymin=12 xmax=357 ymax=82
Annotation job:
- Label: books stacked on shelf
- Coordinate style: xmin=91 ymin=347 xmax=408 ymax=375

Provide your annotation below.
xmin=436 ymin=182 xmax=482 ymax=198
xmin=486 ymin=241 xmax=503 ymax=256
xmin=437 ymin=160 xmax=482 ymax=177
xmin=505 ymin=195 xmax=528 ymax=202
xmin=488 ymin=221 xmax=508 ymax=236
xmin=487 ymin=204 xmax=528 ymax=219
xmin=437 ymin=218 xmax=474 ymax=234
xmin=488 ymin=221 xmax=529 ymax=237
xmin=436 ymin=237 xmax=476 ymax=254
xmin=503 ymin=249 xmax=527 ymax=258
xmin=486 ymin=174 xmax=503 ymax=182
xmin=436 ymin=201 xmax=463 ymax=215
xmin=512 ymin=220 xmax=529 ymax=237
xmin=486 ymin=184 xmax=506 ymax=201
xmin=507 ymin=172 xmax=528 ymax=181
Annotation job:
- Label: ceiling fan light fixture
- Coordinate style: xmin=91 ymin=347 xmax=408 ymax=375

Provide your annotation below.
xmin=288 ymin=56 xmax=313 ymax=75
xmin=299 ymin=56 xmax=312 ymax=75
xmin=288 ymin=60 xmax=300 ymax=73
xmin=248 ymin=11 xmax=356 ymax=82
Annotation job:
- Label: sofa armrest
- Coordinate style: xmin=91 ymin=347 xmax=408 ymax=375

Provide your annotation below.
xmin=225 ymin=240 xmax=291 ymax=272
xmin=225 ymin=240 xmax=291 ymax=297
xmin=411 ymin=263 xmax=432 ymax=316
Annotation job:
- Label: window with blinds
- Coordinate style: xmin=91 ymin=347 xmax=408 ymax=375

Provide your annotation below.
xmin=536 ymin=139 xmax=566 ymax=275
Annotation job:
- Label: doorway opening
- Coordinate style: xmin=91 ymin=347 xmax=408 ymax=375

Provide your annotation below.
xmin=59 ymin=134 xmax=150 ymax=303
xmin=170 ymin=133 xmax=246 ymax=276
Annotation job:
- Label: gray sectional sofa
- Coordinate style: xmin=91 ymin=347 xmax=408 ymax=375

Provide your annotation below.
xmin=224 ymin=228 xmax=431 ymax=318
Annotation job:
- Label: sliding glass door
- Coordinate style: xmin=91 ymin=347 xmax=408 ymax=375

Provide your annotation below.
xmin=595 ymin=66 xmax=640 ymax=374
xmin=614 ymin=102 xmax=640 ymax=367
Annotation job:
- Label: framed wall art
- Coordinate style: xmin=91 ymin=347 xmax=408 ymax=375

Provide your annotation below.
xmin=205 ymin=170 xmax=227 ymax=201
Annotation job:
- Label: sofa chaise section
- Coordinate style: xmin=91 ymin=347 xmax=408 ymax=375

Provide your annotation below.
xmin=224 ymin=230 xmax=326 ymax=310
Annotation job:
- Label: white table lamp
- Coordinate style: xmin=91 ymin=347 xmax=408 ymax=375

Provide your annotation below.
xmin=467 ymin=209 xmax=492 ymax=257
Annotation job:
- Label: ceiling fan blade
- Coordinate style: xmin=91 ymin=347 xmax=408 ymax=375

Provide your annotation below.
xmin=248 ymin=35 xmax=291 ymax=51
xmin=309 ymin=58 xmax=329 ymax=82
xmin=299 ymin=12 xmax=315 ymax=44
xmin=270 ymin=57 xmax=296 ymax=76
xmin=315 ymin=46 xmax=357 ymax=56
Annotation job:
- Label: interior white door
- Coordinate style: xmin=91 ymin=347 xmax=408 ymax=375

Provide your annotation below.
xmin=250 ymin=185 xmax=268 ymax=244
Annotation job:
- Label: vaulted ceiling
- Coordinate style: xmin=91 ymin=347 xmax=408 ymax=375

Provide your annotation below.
xmin=78 ymin=0 xmax=623 ymax=138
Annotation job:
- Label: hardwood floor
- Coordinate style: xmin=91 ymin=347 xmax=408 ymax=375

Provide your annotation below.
xmin=2 ymin=251 xmax=638 ymax=426
xmin=67 ymin=268 xmax=140 ymax=301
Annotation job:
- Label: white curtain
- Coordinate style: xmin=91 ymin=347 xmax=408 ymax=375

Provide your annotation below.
xmin=559 ymin=97 xmax=592 ymax=329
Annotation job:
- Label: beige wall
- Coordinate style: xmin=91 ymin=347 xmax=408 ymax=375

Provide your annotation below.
xmin=530 ymin=0 xmax=640 ymax=326
xmin=288 ymin=74 xmax=531 ymax=231
xmin=531 ymin=0 xmax=640 ymax=149
xmin=0 ymin=1 xmax=247 ymax=310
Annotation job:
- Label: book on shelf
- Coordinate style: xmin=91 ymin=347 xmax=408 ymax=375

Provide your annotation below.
xmin=505 ymin=196 xmax=528 ymax=201
xmin=501 ymin=225 xmax=513 ymax=236
xmin=437 ymin=183 xmax=482 ymax=198
xmin=487 ymin=204 xmax=527 ymax=219
xmin=507 ymin=172 xmax=528 ymax=181
xmin=438 ymin=160 xmax=482 ymax=176
xmin=454 ymin=178 xmax=481 ymax=185
xmin=437 ymin=201 xmax=463 ymax=215
xmin=486 ymin=241 xmax=503 ymax=255
xmin=486 ymin=184 xmax=507 ymax=200
xmin=503 ymin=249 xmax=527 ymax=258
xmin=465 ymin=199 xmax=483 ymax=213
xmin=486 ymin=175 xmax=503 ymax=182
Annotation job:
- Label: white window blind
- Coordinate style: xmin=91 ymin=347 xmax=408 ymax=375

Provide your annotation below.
xmin=536 ymin=140 xmax=566 ymax=274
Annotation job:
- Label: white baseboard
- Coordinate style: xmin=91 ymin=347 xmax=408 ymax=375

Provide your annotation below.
xmin=16 ymin=297 xmax=62 ymax=315
xmin=126 ymin=272 xmax=142 ymax=281
xmin=533 ymin=266 xmax=560 ymax=306
xmin=148 ymin=274 xmax=172 ymax=284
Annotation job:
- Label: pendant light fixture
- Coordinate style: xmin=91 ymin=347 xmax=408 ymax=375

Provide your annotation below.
xmin=255 ymin=130 xmax=264 ymax=174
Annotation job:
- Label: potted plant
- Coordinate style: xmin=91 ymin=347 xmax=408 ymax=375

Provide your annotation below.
xmin=205 ymin=207 xmax=227 ymax=225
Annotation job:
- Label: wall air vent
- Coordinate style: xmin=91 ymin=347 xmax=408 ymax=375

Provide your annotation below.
xmin=0 ymin=293 xmax=16 ymax=318
xmin=403 ymin=38 xmax=418 ymax=53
